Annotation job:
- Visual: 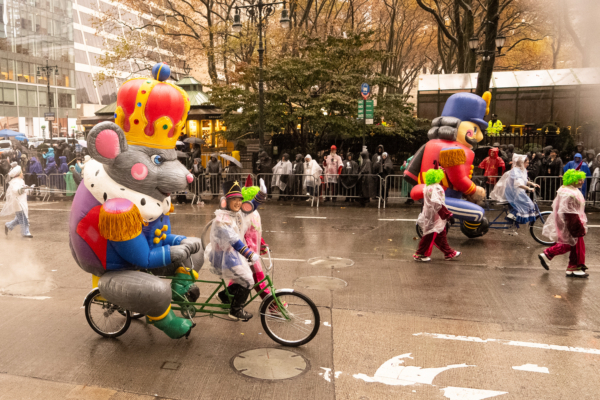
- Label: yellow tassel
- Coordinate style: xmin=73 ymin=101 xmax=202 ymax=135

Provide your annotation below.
xmin=439 ymin=149 xmax=466 ymax=168
xmin=482 ymin=91 xmax=492 ymax=116
xmin=99 ymin=202 xmax=145 ymax=242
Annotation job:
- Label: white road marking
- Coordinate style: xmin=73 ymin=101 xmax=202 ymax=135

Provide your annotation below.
xmin=441 ymin=387 xmax=508 ymax=400
xmin=323 ymin=322 xmax=331 ymax=327
xmin=294 ymin=216 xmax=327 ymax=219
xmin=512 ymin=364 xmax=549 ymax=374
xmin=271 ymin=258 xmax=306 ymax=262
xmin=0 ymin=294 xmax=50 ymax=300
xmin=354 ymin=353 xmax=474 ymax=386
xmin=414 ymin=333 xmax=600 ymax=355
xmin=321 ymin=367 xmax=332 ymax=382
xmin=587 ymin=225 xmax=600 ymax=228
xmin=378 ymin=218 xmax=417 ymax=222
xmin=27 ymin=208 xmax=69 ymax=212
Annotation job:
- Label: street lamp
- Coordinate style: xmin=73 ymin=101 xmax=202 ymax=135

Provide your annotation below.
xmin=468 ymin=32 xmax=507 ymax=61
xmin=37 ymin=60 xmax=59 ymax=141
xmin=231 ymin=0 xmax=289 ymax=152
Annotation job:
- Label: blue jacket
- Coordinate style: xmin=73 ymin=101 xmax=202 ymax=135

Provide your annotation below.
xmin=564 ymin=153 xmax=591 ymax=196
xmin=44 ymin=156 xmax=57 ymax=174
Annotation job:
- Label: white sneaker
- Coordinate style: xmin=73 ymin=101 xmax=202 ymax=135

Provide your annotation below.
xmin=507 ymin=213 xmax=516 ymax=221
xmin=538 ymin=253 xmax=550 ymax=270
xmin=445 ymin=251 xmax=461 ymax=261
xmin=413 ymin=255 xmax=431 ymax=262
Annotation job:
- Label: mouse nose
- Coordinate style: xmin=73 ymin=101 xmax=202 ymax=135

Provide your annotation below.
xmin=186 ymin=173 xmax=194 ymax=184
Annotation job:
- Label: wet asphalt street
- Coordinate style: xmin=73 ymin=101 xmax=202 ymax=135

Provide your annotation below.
xmin=1 ymin=198 xmax=600 ymax=400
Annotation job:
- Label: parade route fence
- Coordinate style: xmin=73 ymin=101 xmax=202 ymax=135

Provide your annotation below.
xmin=257 ymin=173 xmax=384 ymax=208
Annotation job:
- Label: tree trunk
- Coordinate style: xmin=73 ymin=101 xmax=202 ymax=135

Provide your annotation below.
xmin=475 ymin=0 xmax=499 ymax=96
xmin=454 ymin=0 xmax=465 ymax=73
xmin=206 ymin=3 xmax=218 ymax=84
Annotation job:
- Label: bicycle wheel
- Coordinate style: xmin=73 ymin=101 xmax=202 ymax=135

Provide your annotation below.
xmin=260 ymin=290 xmax=320 ymax=347
xmin=530 ymin=211 xmax=555 ymax=246
xmin=416 ymin=223 xmax=423 ymax=238
xmin=84 ymin=288 xmax=131 ymax=338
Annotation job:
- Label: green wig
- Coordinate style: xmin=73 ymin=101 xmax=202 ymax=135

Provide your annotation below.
xmin=563 ymin=169 xmax=586 ymax=186
xmin=424 ymin=168 xmax=445 ymax=185
xmin=242 ymin=186 xmax=260 ymax=202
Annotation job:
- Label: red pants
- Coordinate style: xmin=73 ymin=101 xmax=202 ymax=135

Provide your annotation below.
xmin=416 ymin=228 xmax=455 ymax=258
xmin=544 ymin=237 xmax=585 ymax=267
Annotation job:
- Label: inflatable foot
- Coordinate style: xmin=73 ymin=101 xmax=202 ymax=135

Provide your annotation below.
xmin=171 ymin=267 xmax=200 ymax=302
xmin=149 ymin=309 xmax=194 ymax=339
xmin=460 ymin=218 xmax=489 ymax=238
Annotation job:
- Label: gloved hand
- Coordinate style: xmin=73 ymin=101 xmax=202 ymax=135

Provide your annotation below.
xmin=259 ymin=178 xmax=267 ymax=194
xmin=449 ymin=216 xmax=456 ymax=225
xmin=170 ymin=245 xmax=191 ymax=264
xmin=181 ymin=237 xmax=202 ymax=254
xmin=250 ymin=253 xmax=260 ymax=264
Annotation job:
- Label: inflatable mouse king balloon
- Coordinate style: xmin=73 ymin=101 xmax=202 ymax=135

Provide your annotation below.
xmin=404 ymin=92 xmax=492 ymax=239
xmin=69 ymin=62 xmax=204 ymax=339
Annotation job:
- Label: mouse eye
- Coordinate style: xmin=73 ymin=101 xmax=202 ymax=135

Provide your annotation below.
xmin=151 ymin=155 xmax=164 ymax=165
xmin=474 ymin=126 xmax=478 ymax=133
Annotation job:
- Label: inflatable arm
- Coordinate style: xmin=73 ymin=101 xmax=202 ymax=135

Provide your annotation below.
xmin=439 ymin=147 xmax=476 ymax=196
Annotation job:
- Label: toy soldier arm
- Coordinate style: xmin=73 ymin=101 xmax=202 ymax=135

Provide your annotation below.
xmin=439 ymin=147 xmax=477 ymax=196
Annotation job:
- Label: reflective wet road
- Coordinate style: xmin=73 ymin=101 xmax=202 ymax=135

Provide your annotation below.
xmin=1 ymin=200 xmax=600 ymax=399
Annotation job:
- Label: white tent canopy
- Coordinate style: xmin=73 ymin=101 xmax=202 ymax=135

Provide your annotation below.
xmin=418 ymin=68 xmax=600 ymax=91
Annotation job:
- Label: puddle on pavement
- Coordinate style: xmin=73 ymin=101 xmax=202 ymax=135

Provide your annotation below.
xmin=231 ymin=348 xmax=308 ymax=380
xmin=0 ymin=279 xmax=57 ymax=296
xmin=307 ymin=256 xmax=354 ymax=268
xmin=294 ymin=276 xmax=348 ymax=291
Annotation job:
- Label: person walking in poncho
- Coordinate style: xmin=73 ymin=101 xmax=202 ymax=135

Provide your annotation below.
xmin=413 ymin=168 xmax=461 ymax=262
xmin=538 ymin=168 xmax=588 ymax=278
xmin=1 ymin=166 xmax=33 ymax=238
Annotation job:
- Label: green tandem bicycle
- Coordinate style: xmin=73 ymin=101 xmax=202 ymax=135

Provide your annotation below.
xmin=82 ymin=227 xmax=321 ymax=347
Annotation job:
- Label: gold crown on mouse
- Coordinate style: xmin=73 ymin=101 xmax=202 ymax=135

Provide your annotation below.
xmin=113 ymin=62 xmax=191 ymax=149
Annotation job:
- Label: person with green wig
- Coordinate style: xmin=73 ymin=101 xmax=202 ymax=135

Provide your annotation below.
xmin=414 ymin=168 xmax=461 ymax=262
xmin=539 ymin=167 xmax=589 ymax=278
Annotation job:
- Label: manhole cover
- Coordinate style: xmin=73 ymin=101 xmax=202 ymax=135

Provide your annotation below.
xmin=333 ymin=225 xmax=375 ymax=231
xmin=307 ymin=256 xmax=354 ymax=268
xmin=294 ymin=276 xmax=348 ymax=291
xmin=231 ymin=348 xmax=309 ymax=380
xmin=0 ymin=280 xmax=57 ymax=295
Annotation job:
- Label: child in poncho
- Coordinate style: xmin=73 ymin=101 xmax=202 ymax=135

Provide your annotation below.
xmin=490 ymin=153 xmax=539 ymax=224
xmin=413 ymin=168 xmax=461 ymax=262
xmin=539 ymin=168 xmax=588 ymax=278
xmin=206 ymin=179 xmax=268 ymax=321
xmin=1 ymin=166 xmax=33 ymax=238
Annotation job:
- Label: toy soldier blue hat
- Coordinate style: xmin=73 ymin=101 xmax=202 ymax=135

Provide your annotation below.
xmin=441 ymin=92 xmax=491 ymax=130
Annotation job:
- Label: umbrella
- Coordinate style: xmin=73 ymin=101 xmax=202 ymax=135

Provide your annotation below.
xmin=0 ymin=129 xmax=26 ymax=138
xmin=176 ymin=151 xmax=189 ymax=158
xmin=219 ymin=153 xmax=242 ymax=168
xmin=184 ymin=137 xmax=205 ymax=145
xmin=176 ymin=141 xmax=185 ymax=146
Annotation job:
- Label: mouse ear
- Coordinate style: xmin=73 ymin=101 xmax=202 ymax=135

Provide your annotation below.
xmin=87 ymin=121 xmax=128 ymax=166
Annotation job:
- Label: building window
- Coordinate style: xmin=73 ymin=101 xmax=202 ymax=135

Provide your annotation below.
xmin=76 ymin=71 xmax=98 ymax=104
xmin=58 ymin=92 xmax=74 ymax=108
xmin=2 ymin=88 xmax=16 ymax=105
xmin=0 ymin=59 xmax=15 ymax=81
xmin=16 ymin=62 xmax=34 ymax=83
xmin=75 ymin=49 xmax=88 ymax=64
xmin=28 ymin=90 xmax=38 ymax=107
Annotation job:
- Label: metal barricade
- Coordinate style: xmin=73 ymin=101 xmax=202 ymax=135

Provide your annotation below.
xmin=534 ymin=176 xmax=564 ymax=203
xmin=257 ymin=173 xmax=383 ymax=208
xmin=190 ymin=173 xmax=256 ymax=204
xmin=383 ymin=175 xmax=408 ymax=208
xmin=0 ymin=174 xmax=5 ymax=200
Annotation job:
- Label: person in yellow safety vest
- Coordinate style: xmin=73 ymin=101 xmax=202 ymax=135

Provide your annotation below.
xmin=486 ymin=114 xmax=503 ymax=136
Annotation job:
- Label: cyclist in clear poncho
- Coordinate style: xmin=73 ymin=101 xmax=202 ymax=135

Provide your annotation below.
xmin=414 ymin=168 xmax=461 ymax=262
xmin=538 ymin=168 xmax=588 ymax=278
xmin=490 ymin=153 xmax=539 ymax=224
xmin=205 ymin=179 xmax=268 ymax=321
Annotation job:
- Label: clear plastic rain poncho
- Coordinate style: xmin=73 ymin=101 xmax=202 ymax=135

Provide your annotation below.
xmin=272 ymin=159 xmax=292 ymax=191
xmin=204 ymin=209 xmax=254 ymax=289
xmin=542 ymin=185 xmax=587 ymax=245
xmin=416 ymin=184 xmax=448 ymax=235
xmin=0 ymin=175 xmax=29 ymax=219
xmin=490 ymin=154 xmax=537 ymax=223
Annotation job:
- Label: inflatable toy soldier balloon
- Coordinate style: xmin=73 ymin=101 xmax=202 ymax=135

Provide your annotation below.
xmin=404 ymin=92 xmax=492 ymax=238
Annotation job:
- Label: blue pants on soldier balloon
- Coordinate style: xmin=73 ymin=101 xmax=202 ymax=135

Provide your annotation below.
xmin=5 ymin=211 xmax=31 ymax=236
xmin=444 ymin=190 xmax=485 ymax=223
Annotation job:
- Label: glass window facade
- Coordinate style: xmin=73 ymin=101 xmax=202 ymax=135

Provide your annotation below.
xmin=0 ymin=0 xmax=76 ymax=137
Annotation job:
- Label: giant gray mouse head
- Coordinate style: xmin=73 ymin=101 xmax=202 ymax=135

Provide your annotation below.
xmin=87 ymin=121 xmax=193 ymax=201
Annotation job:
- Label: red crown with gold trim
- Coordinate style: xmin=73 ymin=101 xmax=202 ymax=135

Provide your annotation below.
xmin=114 ymin=63 xmax=191 ymax=149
